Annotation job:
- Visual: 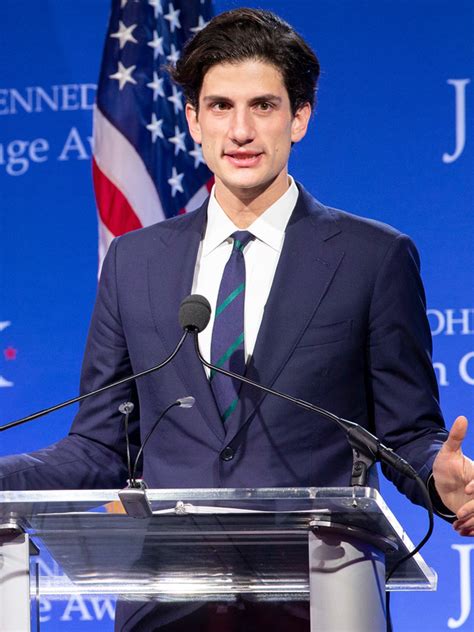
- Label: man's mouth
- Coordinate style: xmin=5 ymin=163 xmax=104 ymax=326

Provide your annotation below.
xmin=223 ymin=151 xmax=263 ymax=167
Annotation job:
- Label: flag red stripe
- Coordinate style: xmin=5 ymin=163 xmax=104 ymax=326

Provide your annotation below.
xmin=92 ymin=158 xmax=142 ymax=236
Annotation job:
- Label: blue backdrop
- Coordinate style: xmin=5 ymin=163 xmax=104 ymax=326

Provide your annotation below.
xmin=1 ymin=1 xmax=473 ymax=630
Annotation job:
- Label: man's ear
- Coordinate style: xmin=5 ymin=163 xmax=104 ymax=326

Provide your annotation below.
xmin=290 ymin=102 xmax=312 ymax=143
xmin=185 ymin=103 xmax=202 ymax=144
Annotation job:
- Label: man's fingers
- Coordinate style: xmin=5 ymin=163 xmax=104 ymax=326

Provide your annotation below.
xmin=443 ymin=416 xmax=469 ymax=453
xmin=456 ymin=497 xmax=474 ymax=520
xmin=454 ymin=515 xmax=474 ymax=530
xmin=454 ymin=513 xmax=474 ymax=536
xmin=455 ymin=527 xmax=474 ymax=537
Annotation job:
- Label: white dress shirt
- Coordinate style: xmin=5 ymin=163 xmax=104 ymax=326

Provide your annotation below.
xmin=191 ymin=177 xmax=299 ymax=373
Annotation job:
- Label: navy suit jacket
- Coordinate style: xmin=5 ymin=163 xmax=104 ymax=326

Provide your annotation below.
xmin=0 ymin=184 xmax=448 ymax=505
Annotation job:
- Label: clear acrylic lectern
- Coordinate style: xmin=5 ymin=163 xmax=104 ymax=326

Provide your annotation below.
xmin=0 ymin=487 xmax=436 ymax=631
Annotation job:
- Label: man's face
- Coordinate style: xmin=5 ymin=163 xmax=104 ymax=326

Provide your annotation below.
xmin=186 ymin=59 xmax=311 ymax=206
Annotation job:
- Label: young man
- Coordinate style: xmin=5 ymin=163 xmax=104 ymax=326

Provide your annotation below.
xmin=0 ymin=7 xmax=472 ymax=631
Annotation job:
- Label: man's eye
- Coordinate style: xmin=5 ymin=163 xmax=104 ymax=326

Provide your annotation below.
xmin=211 ymin=102 xmax=230 ymax=111
xmin=256 ymin=102 xmax=274 ymax=111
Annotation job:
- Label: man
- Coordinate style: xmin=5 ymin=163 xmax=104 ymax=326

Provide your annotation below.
xmin=0 ymin=7 xmax=473 ymax=631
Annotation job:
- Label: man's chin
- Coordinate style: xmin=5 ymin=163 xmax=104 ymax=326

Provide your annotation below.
xmin=219 ymin=176 xmax=273 ymax=198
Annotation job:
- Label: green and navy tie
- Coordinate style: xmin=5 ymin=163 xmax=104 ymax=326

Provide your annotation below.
xmin=210 ymin=231 xmax=254 ymax=422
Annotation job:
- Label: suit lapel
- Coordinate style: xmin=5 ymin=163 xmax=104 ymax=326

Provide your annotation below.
xmin=224 ymin=187 xmax=345 ymax=442
xmin=147 ymin=203 xmax=225 ymax=442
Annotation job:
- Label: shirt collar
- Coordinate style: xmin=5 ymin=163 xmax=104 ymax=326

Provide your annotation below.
xmin=202 ymin=176 xmax=299 ymax=257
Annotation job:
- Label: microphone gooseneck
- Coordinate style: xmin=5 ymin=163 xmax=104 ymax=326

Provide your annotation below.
xmin=118 ymin=401 xmax=135 ymax=485
xmin=190 ymin=327 xmax=417 ymax=482
xmin=130 ymin=396 xmax=196 ymax=486
xmin=179 ymin=293 xmax=418 ymax=481
xmin=0 ymin=330 xmax=189 ymax=433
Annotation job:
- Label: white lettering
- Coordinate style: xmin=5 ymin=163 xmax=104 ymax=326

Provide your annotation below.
xmin=0 ymin=138 xmax=50 ymax=175
xmin=34 ymin=86 xmax=59 ymax=112
xmin=427 ymin=309 xmax=445 ymax=336
xmin=427 ymin=309 xmax=474 ymax=336
xmin=58 ymin=127 xmax=90 ymax=161
xmin=459 ymin=352 xmax=474 ymax=385
xmin=36 ymin=557 xmax=61 ymax=577
xmin=443 ymin=79 xmax=471 ymax=164
xmin=445 ymin=309 xmax=474 ymax=335
xmin=9 ymin=87 xmax=33 ymax=113
xmin=89 ymin=597 xmax=116 ymax=621
xmin=60 ymin=595 xmax=93 ymax=621
xmin=0 ymin=89 xmax=8 ymax=114
xmin=39 ymin=597 xmax=52 ymax=623
xmin=0 ymin=84 xmax=97 ymax=115
xmin=29 ymin=138 xmax=49 ymax=163
xmin=80 ymin=83 xmax=96 ymax=110
xmin=5 ymin=140 xmax=30 ymax=176
xmin=61 ymin=84 xmax=80 ymax=111
xmin=448 ymin=544 xmax=474 ymax=628
xmin=433 ymin=362 xmax=449 ymax=386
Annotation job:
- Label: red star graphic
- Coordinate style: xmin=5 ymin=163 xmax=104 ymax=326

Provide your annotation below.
xmin=3 ymin=347 xmax=17 ymax=361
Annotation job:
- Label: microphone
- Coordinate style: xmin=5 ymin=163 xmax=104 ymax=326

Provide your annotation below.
xmin=179 ymin=293 xmax=212 ymax=333
xmin=118 ymin=401 xmax=136 ymax=490
xmin=179 ymin=294 xmax=418 ymax=484
xmin=118 ymin=396 xmax=195 ymax=519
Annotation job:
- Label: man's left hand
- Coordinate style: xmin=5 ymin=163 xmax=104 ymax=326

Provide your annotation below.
xmin=432 ymin=416 xmax=474 ymax=536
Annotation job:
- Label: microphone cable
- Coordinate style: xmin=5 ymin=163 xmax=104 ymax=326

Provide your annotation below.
xmin=130 ymin=396 xmax=195 ymax=487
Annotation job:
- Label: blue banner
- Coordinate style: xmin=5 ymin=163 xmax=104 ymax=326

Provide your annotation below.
xmin=1 ymin=1 xmax=472 ymax=630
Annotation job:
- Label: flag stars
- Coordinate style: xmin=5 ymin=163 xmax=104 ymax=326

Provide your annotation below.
xmin=164 ymin=3 xmax=181 ymax=33
xmin=190 ymin=16 xmax=209 ymax=33
xmin=148 ymin=0 xmax=163 ymax=18
xmin=189 ymin=142 xmax=206 ymax=168
xmin=110 ymin=21 xmax=138 ymax=49
xmin=147 ymin=31 xmax=164 ymax=59
xmin=168 ymin=166 xmax=184 ymax=197
xmin=166 ymin=43 xmax=180 ymax=65
xmin=167 ymin=84 xmax=183 ymax=115
xmin=168 ymin=125 xmax=187 ymax=155
xmin=147 ymin=72 xmax=165 ymax=100
xmin=109 ymin=62 xmax=137 ymax=90
xmin=146 ymin=113 xmax=164 ymax=143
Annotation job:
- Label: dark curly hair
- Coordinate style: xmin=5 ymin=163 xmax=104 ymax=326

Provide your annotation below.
xmin=170 ymin=8 xmax=320 ymax=115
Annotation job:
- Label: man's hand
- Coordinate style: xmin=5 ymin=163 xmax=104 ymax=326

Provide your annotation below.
xmin=432 ymin=416 xmax=474 ymax=536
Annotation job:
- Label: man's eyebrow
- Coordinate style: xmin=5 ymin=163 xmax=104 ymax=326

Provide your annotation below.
xmin=202 ymin=95 xmax=232 ymax=103
xmin=250 ymin=94 xmax=282 ymax=103
xmin=201 ymin=94 xmax=283 ymax=103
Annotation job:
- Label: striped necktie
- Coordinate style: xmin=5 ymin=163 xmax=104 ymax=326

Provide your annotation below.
xmin=210 ymin=231 xmax=254 ymax=423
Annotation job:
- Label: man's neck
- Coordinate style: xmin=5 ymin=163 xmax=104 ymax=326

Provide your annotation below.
xmin=214 ymin=174 xmax=291 ymax=228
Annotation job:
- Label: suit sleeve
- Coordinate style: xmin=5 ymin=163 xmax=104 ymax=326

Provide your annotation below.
xmin=367 ymin=233 xmax=448 ymax=507
xmin=0 ymin=238 xmax=140 ymax=490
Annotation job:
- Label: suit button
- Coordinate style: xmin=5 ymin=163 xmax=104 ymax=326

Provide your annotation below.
xmin=221 ymin=446 xmax=234 ymax=461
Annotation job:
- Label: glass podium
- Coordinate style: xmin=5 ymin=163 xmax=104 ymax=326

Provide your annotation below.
xmin=0 ymin=487 xmax=436 ymax=631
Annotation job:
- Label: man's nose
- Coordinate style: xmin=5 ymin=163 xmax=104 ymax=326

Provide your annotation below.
xmin=228 ymin=108 xmax=255 ymax=145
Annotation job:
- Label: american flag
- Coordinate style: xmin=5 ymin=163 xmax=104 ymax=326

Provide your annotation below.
xmin=93 ymin=0 xmax=214 ymax=269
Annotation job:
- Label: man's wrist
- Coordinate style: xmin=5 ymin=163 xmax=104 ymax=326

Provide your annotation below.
xmin=426 ymin=472 xmax=457 ymax=523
